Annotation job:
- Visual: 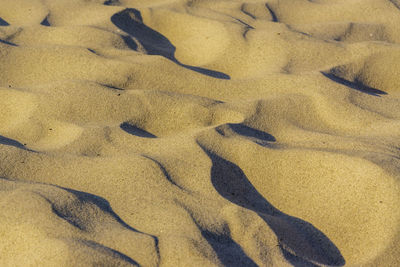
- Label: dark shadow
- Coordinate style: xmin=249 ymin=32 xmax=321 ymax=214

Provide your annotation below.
xmin=120 ymin=122 xmax=156 ymax=138
xmin=216 ymin=123 xmax=276 ymax=148
xmin=198 ymin=144 xmax=345 ymax=266
xmin=201 ymin=229 xmax=258 ymax=267
xmin=0 ymin=39 xmax=17 ymax=46
xmin=40 ymin=16 xmax=50 ymax=26
xmin=282 ymin=248 xmax=320 ymax=267
xmin=121 ymin=35 xmax=138 ymax=50
xmin=230 ymin=17 xmax=254 ymax=39
xmin=265 ymin=3 xmax=278 ymax=22
xmin=104 ymin=0 xmax=120 ymax=5
xmin=0 ymin=17 xmax=9 ymax=26
xmin=0 ymin=135 xmax=33 ymax=151
xmin=322 ymin=72 xmax=387 ymax=96
xmin=229 ymin=124 xmax=275 ymax=142
xmin=102 ymin=83 xmax=124 ymax=91
xmin=111 ymin=8 xmax=230 ymax=80
xmin=87 ymin=48 xmax=100 ymax=55
xmin=181 ymin=65 xmax=230 ymax=79
xmin=240 ymin=4 xmax=256 ymax=19
xmin=78 ymin=239 xmax=139 ymax=266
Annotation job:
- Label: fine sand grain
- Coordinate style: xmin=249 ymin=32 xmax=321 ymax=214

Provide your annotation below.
xmin=1 ymin=0 xmax=400 ymax=266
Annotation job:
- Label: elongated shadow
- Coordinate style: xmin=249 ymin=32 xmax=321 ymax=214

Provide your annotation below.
xmin=104 ymin=0 xmax=120 ymax=5
xmin=228 ymin=124 xmax=275 ymax=142
xmin=111 ymin=8 xmax=230 ymax=80
xmin=35 ymin=186 xmax=159 ymax=265
xmin=142 ymin=155 xmax=184 ymax=190
xmin=120 ymin=122 xmax=156 ymax=138
xmin=202 ymin=229 xmax=258 ymax=266
xmin=0 ymin=17 xmax=9 ymax=26
xmin=198 ymin=144 xmax=345 ymax=266
xmin=201 ymin=228 xmax=258 ymax=266
xmin=322 ymin=72 xmax=387 ymax=96
xmin=265 ymin=3 xmax=278 ymax=22
xmin=60 ymin=187 xmax=151 ymax=234
xmin=215 ymin=123 xmax=277 ymax=148
xmin=176 ymin=201 xmax=258 ymax=266
xmin=0 ymin=39 xmax=17 ymax=46
xmin=0 ymin=135 xmax=34 ymax=151
xmin=77 ymin=239 xmax=139 ymax=266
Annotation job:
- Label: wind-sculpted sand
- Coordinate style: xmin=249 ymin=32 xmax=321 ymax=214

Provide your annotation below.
xmin=1 ymin=0 xmax=400 ymax=266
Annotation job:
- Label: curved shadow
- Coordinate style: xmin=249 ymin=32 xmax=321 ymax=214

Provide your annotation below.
xmin=2 ymin=178 xmax=150 ymax=240
xmin=44 ymin=186 xmax=147 ymax=234
xmin=142 ymin=155 xmax=184 ymax=190
xmin=33 ymin=186 xmax=159 ymax=265
xmin=0 ymin=176 xmax=144 ymax=265
xmin=322 ymin=72 xmax=387 ymax=97
xmin=111 ymin=8 xmax=230 ymax=80
xmin=48 ymin=186 xmax=160 ymax=261
xmin=66 ymin=189 xmax=142 ymax=231
xmin=77 ymin=239 xmax=139 ymax=266
xmin=265 ymin=3 xmax=278 ymax=22
xmin=1 ymin=176 xmax=160 ymax=263
xmin=198 ymin=143 xmax=345 ymax=266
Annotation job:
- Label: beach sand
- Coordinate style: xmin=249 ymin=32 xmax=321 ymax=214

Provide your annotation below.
xmin=1 ymin=0 xmax=400 ymax=266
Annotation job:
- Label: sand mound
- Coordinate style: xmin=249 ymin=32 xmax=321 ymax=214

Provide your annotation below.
xmin=1 ymin=0 xmax=400 ymax=266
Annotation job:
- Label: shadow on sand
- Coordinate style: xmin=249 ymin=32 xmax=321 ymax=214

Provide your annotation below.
xmin=216 ymin=123 xmax=277 ymax=148
xmin=198 ymin=141 xmax=345 ymax=266
xmin=111 ymin=8 xmax=230 ymax=80
xmin=201 ymin=228 xmax=258 ymax=267
xmin=39 ymin=185 xmax=160 ymax=265
xmin=120 ymin=122 xmax=156 ymax=138
xmin=0 ymin=17 xmax=17 ymax=46
xmin=0 ymin=17 xmax=9 ymax=26
xmin=0 ymin=39 xmax=17 ymax=46
xmin=41 ymin=16 xmax=51 ymax=26
xmin=176 ymin=199 xmax=258 ymax=266
xmin=0 ymin=135 xmax=34 ymax=152
xmin=322 ymin=72 xmax=387 ymax=97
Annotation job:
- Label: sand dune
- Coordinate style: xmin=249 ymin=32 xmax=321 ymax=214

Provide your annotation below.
xmin=1 ymin=0 xmax=400 ymax=266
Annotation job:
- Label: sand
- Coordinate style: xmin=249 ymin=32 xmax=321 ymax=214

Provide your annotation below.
xmin=0 ymin=0 xmax=400 ymax=266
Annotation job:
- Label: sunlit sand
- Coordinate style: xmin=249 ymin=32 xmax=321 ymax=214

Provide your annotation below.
xmin=1 ymin=0 xmax=400 ymax=266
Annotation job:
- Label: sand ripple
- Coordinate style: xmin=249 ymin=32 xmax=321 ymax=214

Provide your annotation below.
xmin=1 ymin=0 xmax=400 ymax=266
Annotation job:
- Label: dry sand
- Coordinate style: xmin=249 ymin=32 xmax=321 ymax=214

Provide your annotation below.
xmin=1 ymin=0 xmax=400 ymax=266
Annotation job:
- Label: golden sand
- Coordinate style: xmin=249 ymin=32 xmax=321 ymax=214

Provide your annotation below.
xmin=1 ymin=0 xmax=400 ymax=266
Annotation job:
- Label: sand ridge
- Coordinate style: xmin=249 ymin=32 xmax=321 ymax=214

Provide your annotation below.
xmin=1 ymin=0 xmax=400 ymax=266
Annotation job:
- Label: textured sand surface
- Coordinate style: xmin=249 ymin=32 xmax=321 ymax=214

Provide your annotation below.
xmin=1 ymin=0 xmax=400 ymax=266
